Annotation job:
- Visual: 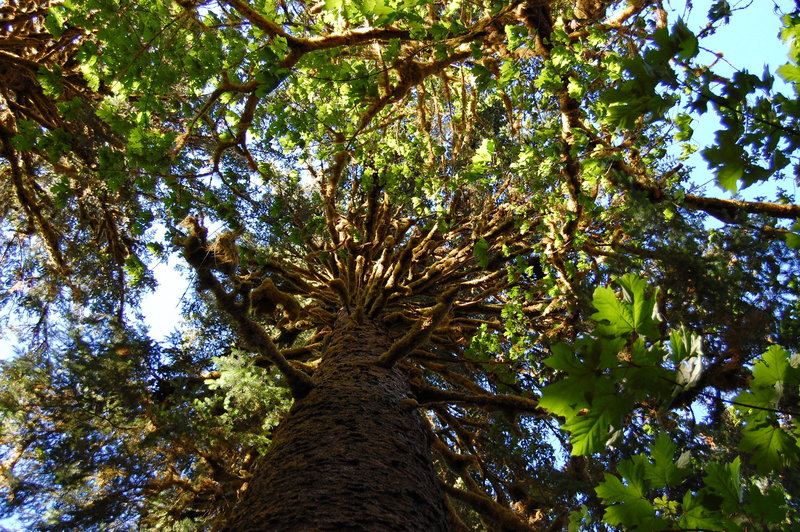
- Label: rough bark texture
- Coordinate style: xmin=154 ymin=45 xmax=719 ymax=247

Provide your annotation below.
xmin=223 ymin=314 xmax=450 ymax=531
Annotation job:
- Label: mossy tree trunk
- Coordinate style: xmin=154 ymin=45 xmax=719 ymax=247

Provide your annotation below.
xmin=224 ymin=314 xmax=450 ymax=531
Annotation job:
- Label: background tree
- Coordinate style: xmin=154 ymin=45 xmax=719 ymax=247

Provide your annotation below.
xmin=1 ymin=0 xmax=799 ymax=529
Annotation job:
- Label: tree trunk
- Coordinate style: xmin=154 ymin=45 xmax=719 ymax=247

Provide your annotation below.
xmin=224 ymin=314 xmax=450 ymax=531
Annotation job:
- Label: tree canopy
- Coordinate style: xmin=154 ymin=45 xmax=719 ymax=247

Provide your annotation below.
xmin=1 ymin=0 xmax=799 ymax=529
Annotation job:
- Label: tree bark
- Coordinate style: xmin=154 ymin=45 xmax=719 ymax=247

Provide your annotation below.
xmin=223 ymin=314 xmax=450 ymax=531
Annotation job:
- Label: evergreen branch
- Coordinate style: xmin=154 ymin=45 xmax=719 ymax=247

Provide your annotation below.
xmin=195 ymin=268 xmax=314 ymax=399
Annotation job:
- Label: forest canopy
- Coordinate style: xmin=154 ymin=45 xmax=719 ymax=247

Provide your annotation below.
xmin=1 ymin=0 xmax=799 ymax=530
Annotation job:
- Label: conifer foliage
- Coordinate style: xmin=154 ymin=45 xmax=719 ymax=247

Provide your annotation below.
xmin=1 ymin=0 xmax=799 ymax=529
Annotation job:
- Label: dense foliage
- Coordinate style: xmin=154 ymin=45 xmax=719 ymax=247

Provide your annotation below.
xmin=1 ymin=0 xmax=799 ymax=529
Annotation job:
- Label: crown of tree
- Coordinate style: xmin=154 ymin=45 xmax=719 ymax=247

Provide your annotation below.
xmin=1 ymin=0 xmax=799 ymax=530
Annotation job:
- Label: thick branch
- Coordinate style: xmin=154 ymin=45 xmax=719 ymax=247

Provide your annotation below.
xmin=223 ymin=0 xmax=296 ymax=42
xmin=300 ymin=27 xmax=413 ymax=52
xmin=0 ymin=129 xmax=72 ymax=278
xmin=610 ymin=161 xmax=800 ymax=221
xmin=377 ymin=287 xmax=458 ymax=367
xmin=684 ymin=193 xmax=800 ymax=221
xmin=413 ymin=382 xmax=542 ymax=414
xmin=441 ymin=482 xmax=536 ymax=532
xmin=225 ymin=0 xmax=412 ymax=53
xmin=195 ymin=268 xmax=314 ymax=398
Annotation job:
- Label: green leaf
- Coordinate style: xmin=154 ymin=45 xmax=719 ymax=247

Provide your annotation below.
xmin=751 ymin=345 xmax=791 ymax=388
xmin=787 ymin=231 xmax=800 ymax=249
xmin=361 ymin=0 xmax=394 ymax=16
xmin=629 ymin=337 xmax=664 ymax=366
xmin=669 ymin=326 xmax=703 ymax=363
xmin=603 ymin=100 xmax=644 ymax=130
xmin=646 ymin=433 xmax=689 ymax=488
xmin=470 ymin=138 xmax=495 ymax=170
xmin=595 ymin=474 xmax=656 ymax=527
xmin=744 ymin=485 xmax=789 ymax=524
xmin=716 ymin=160 xmax=745 ymax=192
xmin=591 ymin=274 xmax=660 ymax=338
xmin=617 ymin=274 xmax=661 ymax=338
xmin=538 ymin=378 xmax=590 ymax=418
xmin=702 ymin=141 xmax=747 ymax=192
xmin=563 ymin=394 xmax=627 ymax=455
xmin=596 ymin=473 xmax=643 ymax=503
xmin=708 ymin=0 xmax=732 ymax=23
xmin=679 ymin=492 xmax=730 ymax=530
xmin=673 ymin=113 xmax=694 ymax=141
xmin=778 ymin=63 xmax=800 ymax=83
xmin=739 ymin=424 xmax=797 ymax=474
xmin=735 ymin=345 xmax=797 ymax=416
xmin=735 ymin=388 xmax=776 ymax=413
xmin=567 ymin=505 xmax=589 ymax=532
xmin=473 ymin=238 xmax=490 ymax=268
xmin=617 ymin=455 xmax=648 ymax=493
xmin=668 ymin=19 xmax=699 ymax=59
xmin=543 ymin=342 xmax=583 ymax=373
xmin=591 ymin=286 xmax=635 ymax=336
xmin=702 ymin=458 xmax=742 ymax=514
xmin=12 ymin=120 xmax=38 ymax=151
xmin=595 ymin=336 xmax=628 ymax=369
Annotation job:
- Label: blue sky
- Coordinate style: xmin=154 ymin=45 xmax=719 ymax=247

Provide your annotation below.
xmin=678 ymin=0 xmax=797 ymax=200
